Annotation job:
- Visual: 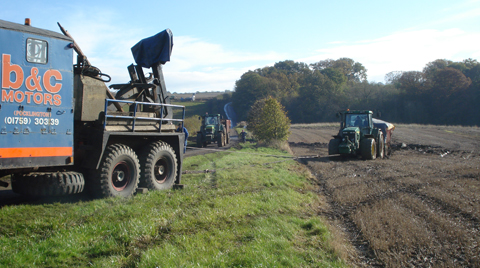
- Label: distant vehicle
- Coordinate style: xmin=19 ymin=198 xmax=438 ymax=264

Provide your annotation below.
xmin=196 ymin=113 xmax=231 ymax=147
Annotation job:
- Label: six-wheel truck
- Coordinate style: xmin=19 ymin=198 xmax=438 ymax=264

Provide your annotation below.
xmin=0 ymin=18 xmax=186 ymax=198
xmin=328 ymin=110 xmax=390 ymax=160
xmin=196 ymin=113 xmax=231 ymax=148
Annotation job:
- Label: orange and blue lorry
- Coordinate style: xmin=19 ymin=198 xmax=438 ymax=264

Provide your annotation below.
xmin=0 ymin=18 xmax=185 ymax=198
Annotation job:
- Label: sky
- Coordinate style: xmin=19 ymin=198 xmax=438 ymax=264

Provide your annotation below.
xmin=1 ymin=0 xmax=480 ymax=93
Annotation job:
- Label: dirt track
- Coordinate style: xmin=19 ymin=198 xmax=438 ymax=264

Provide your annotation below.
xmin=289 ymin=124 xmax=480 ymax=267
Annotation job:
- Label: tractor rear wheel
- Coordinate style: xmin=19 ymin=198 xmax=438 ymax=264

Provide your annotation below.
xmin=140 ymin=141 xmax=177 ymax=191
xmin=377 ymin=132 xmax=385 ymax=159
xmin=218 ymin=132 xmax=225 ymax=147
xmin=361 ymin=138 xmax=377 ymax=160
xmin=93 ymin=144 xmax=140 ymax=198
xmin=328 ymin=139 xmax=340 ymax=155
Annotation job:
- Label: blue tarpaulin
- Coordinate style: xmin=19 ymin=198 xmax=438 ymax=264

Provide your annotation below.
xmin=131 ymin=29 xmax=173 ymax=68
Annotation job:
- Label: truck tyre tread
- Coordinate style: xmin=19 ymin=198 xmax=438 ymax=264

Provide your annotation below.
xmin=93 ymin=144 xmax=140 ymax=198
xmin=11 ymin=172 xmax=85 ymax=197
xmin=139 ymin=141 xmax=177 ymax=191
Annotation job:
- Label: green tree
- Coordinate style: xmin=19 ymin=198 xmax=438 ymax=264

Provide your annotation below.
xmin=310 ymin=58 xmax=367 ymax=83
xmin=247 ymin=97 xmax=291 ymax=142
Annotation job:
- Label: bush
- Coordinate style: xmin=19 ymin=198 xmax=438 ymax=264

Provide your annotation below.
xmin=247 ymin=97 xmax=291 ymax=142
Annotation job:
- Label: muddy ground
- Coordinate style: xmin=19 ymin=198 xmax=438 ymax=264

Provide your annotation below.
xmin=289 ymin=124 xmax=480 ymax=267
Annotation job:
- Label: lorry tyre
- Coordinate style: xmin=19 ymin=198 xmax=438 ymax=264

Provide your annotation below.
xmin=95 ymin=144 xmax=140 ymax=198
xmin=196 ymin=133 xmax=203 ymax=148
xmin=328 ymin=139 xmax=340 ymax=155
xmin=361 ymin=138 xmax=376 ymax=160
xmin=11 ymin=172 xmax=85 ymax=196
xmin=140 ymin=141 xmax=177 ymax=191
xmin=377 ymin=132 xmax=385 ymax=159
xmin=218 ymin=132 xmax=224 ymax=147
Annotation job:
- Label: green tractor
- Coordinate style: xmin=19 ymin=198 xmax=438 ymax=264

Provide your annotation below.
xmin=328 ymin=110 xmax=385 ymax=160
xmin=196 ymin=113 xmax=231 ymax=148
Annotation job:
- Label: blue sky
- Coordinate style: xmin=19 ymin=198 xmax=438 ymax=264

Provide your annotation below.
xmin=2 ymin=0 xmax=480 ymax=93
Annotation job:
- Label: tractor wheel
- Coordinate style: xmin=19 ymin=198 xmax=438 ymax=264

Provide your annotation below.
xmin=140 ymin=141 xmax=177 ymax=191
xmin=196 ymin=133 xmax=203 ymax=148
xmin=11 ymin=172 xmax=84 ymax=196
xmin=361 ymin=138 xmax=377 ymax=160
xmin=226 ymin=133 xmax=230 ymax=144
xmin=377 ymin=132 xmax=385 ymax=159
xmin=328 ymin=139 xmax=340 ymax=155
xmin=93 ymin=144 xmax=140 ymax=198
xmin=218 ymin=132 xmax=225 ymax=147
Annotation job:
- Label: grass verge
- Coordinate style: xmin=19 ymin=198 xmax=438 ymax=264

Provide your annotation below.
xmin=0 ymin=143 xmax=345 ymax=267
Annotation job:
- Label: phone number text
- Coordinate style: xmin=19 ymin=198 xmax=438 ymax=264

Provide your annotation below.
xmin=4 ymin=117 xmax=60 ymax=125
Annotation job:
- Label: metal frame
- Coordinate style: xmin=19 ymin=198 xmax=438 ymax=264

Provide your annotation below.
xmin=104 ymin=99 xmax=185 ymax=131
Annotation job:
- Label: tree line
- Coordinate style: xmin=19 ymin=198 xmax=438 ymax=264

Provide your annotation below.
xmin=231 ymin=58 xmax=480 ymax=126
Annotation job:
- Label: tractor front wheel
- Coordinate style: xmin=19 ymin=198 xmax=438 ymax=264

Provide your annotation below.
xmin=361 ymin=138 xmax=377 ymax=160
xmin=328 ymin=139 xmax=340 ymax=155
xmin=196 ymin=133 xmax=203 ymax=148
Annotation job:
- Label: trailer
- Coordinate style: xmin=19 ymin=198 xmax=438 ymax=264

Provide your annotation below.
xmin=0 ymin=19 xmax=185 ymax=198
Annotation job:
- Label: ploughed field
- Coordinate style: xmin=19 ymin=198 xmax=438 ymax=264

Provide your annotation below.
xmin=289 ymin=123 xmax=480 ymax=267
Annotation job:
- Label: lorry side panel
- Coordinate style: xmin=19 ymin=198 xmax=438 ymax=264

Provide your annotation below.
xmin=0 ymin=23 xmax=74 ymax=169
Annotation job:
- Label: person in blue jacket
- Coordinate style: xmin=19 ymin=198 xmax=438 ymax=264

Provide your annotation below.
xmin=176 ymin=123 xmax=189 ymax=153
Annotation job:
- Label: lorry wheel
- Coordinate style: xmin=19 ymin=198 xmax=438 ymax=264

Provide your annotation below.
xmin=95 ymin=144 xmax=140 ymax=198
xmin=377 ymin=133 xmax=385 ymax=159
xmin=361 ymin=138 xmax=377 ymax=160
xmin=140 ymin=141 xmax=177 ymax=191
xmin=196 ymin=133 xmax=203 ymax=148
xmin=328 ymin=139 xmax=340 ymax=155
xmin=218 ymin=132 xmax=224 ymax=147
xmin=11 ymin=172 xmax=84 ymax=196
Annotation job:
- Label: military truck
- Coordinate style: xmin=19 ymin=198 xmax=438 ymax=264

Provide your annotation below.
xmin=328 ymin=110 xmax=385 ymax=160
xmin=196 ymin=113 xmax=231 ymax=147
xmin=0 ymin=19 xmax=185 ymax=198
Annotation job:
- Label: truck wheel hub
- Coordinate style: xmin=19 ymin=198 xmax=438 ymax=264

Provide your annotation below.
xmin=114 ymin=170 xmax=125 ymax=182
xmin=155 ymin=165 xmax=165 ymax=176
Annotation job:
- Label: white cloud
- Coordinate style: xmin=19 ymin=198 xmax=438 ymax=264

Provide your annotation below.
xmin=299 ymin=28 xmax=480 ymax=83
xmin=62 ymin=14 xmax=284 ymax=93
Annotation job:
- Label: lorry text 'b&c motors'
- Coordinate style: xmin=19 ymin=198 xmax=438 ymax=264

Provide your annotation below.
xmin=0 ymin=18 xmax=186 ymax=198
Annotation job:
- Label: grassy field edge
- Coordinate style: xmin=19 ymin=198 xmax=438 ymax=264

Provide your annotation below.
xmin=0 ymin=143 xmax=347 ymax=267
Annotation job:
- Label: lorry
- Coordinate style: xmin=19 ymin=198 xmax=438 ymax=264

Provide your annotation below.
xmin=196 ymin=113 xmax=231 ymax=147
xmin=0 ymin=18 xmax=186 ymax=198
xmin=328 ymin=110 xmax=394 ymax=160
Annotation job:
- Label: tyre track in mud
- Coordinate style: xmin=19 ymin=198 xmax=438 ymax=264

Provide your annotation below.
xmin=289 ymin=124 xmax=480 ymax=267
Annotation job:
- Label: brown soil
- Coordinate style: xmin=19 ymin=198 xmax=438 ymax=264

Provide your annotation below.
xmin=289 ymin=124 xmax=480 ymax=267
